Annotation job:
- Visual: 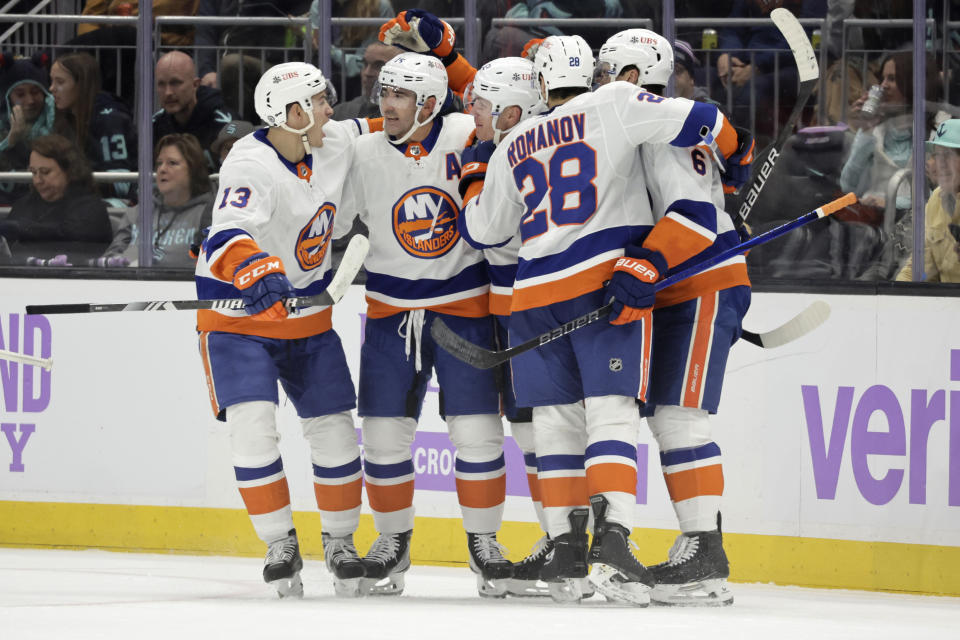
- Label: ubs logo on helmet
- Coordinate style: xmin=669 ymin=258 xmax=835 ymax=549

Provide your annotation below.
xmin=296 ymin=202 xmax=336 ymax=270
xmin=392 ymin=186 xmax=460 ymax=258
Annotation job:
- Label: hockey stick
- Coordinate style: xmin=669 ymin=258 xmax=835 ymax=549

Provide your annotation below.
xmin=739 ymin=300 xmax=830 ymax=348
xmin=734 ymin=7 xmax=819 ymax=229
xmin=0 ymin=348 xmax=53 ymax=371
xmin=431 ymin=193 xmax=855 ymax=369
xmin=25 ymin=234 xmax=370 ymax=316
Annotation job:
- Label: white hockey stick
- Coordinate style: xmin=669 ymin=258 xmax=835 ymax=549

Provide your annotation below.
xmin=25 ymin=235 xmax=370 ymax=316
xmin=0 ymin=349 xmax=53 ymax=371
xmin=739 ymin=301 xmax=830 ymax=348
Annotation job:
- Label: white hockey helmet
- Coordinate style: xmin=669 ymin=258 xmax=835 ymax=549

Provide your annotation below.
xmin=472 ymin=57 xmax=544 ymax=144
xmin=532 ymin=35 xmax=594 ymax=101
xmin=598 ymin=29 xmax=674 ymax=87
xmin=254 ymin=61 xmax=330 ymax=153
xmin=377 ymin=53 xmax=448 ymax=145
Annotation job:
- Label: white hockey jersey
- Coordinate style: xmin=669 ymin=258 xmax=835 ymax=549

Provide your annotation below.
xmin=459 ymin=81 xmax=737 ymax=313
xmin=640 ymin=143 xmax=750 ymax=308
xmin=335 ymin=112 xmax=489 ymax=319
xmin=195 ymin=120 xmax=356 ymax=339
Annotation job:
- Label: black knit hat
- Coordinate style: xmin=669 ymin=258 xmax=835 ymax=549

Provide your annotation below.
xmin=0 ymin=52 xmax=50 ymax=100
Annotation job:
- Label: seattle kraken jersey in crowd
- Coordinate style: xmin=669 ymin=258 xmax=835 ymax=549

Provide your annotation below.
xmin=195 ymin=120 xmax=356 ymax=339
xmin=335 ymin=112 xmax=489 ymax=319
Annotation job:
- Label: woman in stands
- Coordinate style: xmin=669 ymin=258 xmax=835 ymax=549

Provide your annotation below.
xmin=0 ymin=133 xmax=111 ymax=265
xmin=49 ymin=51 xmax=137 ymax=203
xmin=97 ymin=133 xmax=213 ymax=268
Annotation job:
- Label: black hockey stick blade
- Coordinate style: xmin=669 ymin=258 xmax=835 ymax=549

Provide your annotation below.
xmin=734 ymin=8 xmax=820 ymax=228
xmin=26 ymin=234 xmax=370 ymax=315
xmin=432 ymin=194 xmax=855 ymax=369
xmin=740 ymin=300 xmax=831 ymax=348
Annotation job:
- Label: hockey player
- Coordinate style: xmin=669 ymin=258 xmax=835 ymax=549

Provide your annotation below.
xmin=457 ymin=35 xmax=740 ymax=605
xmin=194 ymin=62 xmax=366 ymax=598
xmin=460 ymin=56 xmax=556 ymax=598
xmin=333 ymin=52 xmax=513 ymax=598
xmin=595 ymin=28 xmax=753 ymax=607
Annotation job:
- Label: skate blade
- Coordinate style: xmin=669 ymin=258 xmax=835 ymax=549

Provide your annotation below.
xmin=588 ymin=564 xmax=650 ymax=607
xmin=651 ymin=578 xmax=733 ymax=607
xmin=271 ymin=572 xmax=304 ymax=599
xmin=475 ymin=575 xmax=509 ymax=599
xmin=360 ymin=573 xmax=405 ymax=596
xmin=547 ymin=578 xmax=583 ymax=604
xmin=506 ymin=578 xmax=552 ymax=598
xmin=333 ymin=577 xmax=364 ymax=598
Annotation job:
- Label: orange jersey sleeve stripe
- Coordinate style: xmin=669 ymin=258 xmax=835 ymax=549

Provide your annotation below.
xmin=716 ymin=113 xmax=738 ymax=159
xmin=446 ymin=54 xmax=477 ymax=94
xmin=238 ymin=478 xmax=291 ymax=516
xmin=653 ymin=263 xmax=750 ymax=308
xmin=511 ymin=258 xmax=615 ymax=312
xmin=209 ymin=237 xmax=262 ymax=282
xmin=197 ymin=307 xmax=332 ymax=339
xmin=366 ymin=480 xmax=415 ymax=514
xmin=663 ymin=464 xmax=724 ymax=502
xmin=455 ymin=475 xmax=506 ymax=509
xmin=682 ymin=293 xmax=717 ymax=408
xmin=462 ymin=179 xmax=483 ymax=207
xmin=366 ymin=117 xmax=384 ymax=133
xmin=365 ymin=293 xmax=490 ymax=319
xmin=538 ymin=476 xmax=589 ymax=508
xmin=313 ymin=478 xmax=363 ymax=512
xmin=586 ymin=462 xmax=638 ymax=496
xmin=643 ymin=217 xmax=714 ymax=269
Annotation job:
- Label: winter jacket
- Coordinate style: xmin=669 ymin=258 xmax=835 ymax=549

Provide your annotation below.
xmin=104 ymin=190 xmax=213 ymax=268
xmin=896 ymin=187 xmax=960 ymax=283
xmin=840 ymin=115 xmax=914 ymax=210
xmin=153 ymin=85 xmax=233 ymax=164
xmin=1 ymin=184 xmax=112 ymax=263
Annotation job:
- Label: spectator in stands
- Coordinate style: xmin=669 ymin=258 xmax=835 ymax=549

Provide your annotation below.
xmin=210 ymin=120 xmax=256 ymax=168
xmin=896 ymin=119 xmax=960 ymax=283
xmin=0 ymin=54 xmax=55 ymax=205
xmin=840 ymin=51 xmax=942 ymax=214
xmin=154 ymin=51 xmax=233 ymax=167
xmin=0 ymin=134 xmax=111 ymax=265
xmin=69 ymin=1 xmax=201 ymax=108
xmin=98 ymin=133 xmax=213 ymax=268
xmin=195 ymin=0 xmax=312 ymax=120
xmin=673 ymin=39 xmax=714 ymax=103
xmin=49 ymin=52 xmax=138 ymax=203
xmin=332 ymin=39 xmax=400 ymax=119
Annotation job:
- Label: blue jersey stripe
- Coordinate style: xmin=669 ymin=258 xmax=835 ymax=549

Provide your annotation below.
xmin=660 ymin=442 xmax=722 ymax=467
xmin=666 ymin=199 xmax=719 ymax=235
xmin=206 ymin=228 xmax=252 ymax=256
xmin=672 ymin=101 xmax=717 ymax=149
xmin=487 ymin=262 xmax=518 ymax=287
xmin=234 ymin=458 xmax=284 ymax=481
xmin=538 ymin=453 xmax=585 ymax=472
xmin=364 ymin=458 xmax=414 ymax=480
xmin=516 ymin=224 xmax=649 ymax=282
xmin=365 ymin=261 xmax=489 ymax=299
xmin=454 ymin=453 xmax=505 ymax=474
xmin=312 ymin=457 xmax=362 ymax=479
xmin=522 ymin=452 xmax=538 ymax=468
xmin=586 ymin=440 xmax=637 ymax=461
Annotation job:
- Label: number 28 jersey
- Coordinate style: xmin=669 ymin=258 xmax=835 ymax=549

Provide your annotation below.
xmin=460 ymin=81 xmax=736 ymax=313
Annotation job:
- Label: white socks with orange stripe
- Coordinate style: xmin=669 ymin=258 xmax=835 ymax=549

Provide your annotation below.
xmin=647 ymin=405 xmax=723 ymax=533
xmin=301 ymin=411 xmax=363 ymax=538
xmin=447 ymin=414 xmax=506 ymax=534
xmin=228 ymin=400 xmax=294 ymax=544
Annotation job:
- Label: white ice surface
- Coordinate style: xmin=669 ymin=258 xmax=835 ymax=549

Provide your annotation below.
xmin=0 ymin=548 xmax=957 ymax=640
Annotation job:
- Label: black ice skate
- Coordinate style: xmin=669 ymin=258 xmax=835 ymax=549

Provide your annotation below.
xmin=466 ymin=532 xmax=514 ymax=598
xmin=587 ymin=497 xmax=654 ymax=607
xmin=649 ymin=520 xmax=733 ymax=607
xmin=506 ymin=536 xmax=553 ymax=597
xmin=540 ymin=508 xmax=590 ymax=604
xmin=322 ymin=532 xmax=365 ymax=597
xmin=263 ymin=529 xmax=303 ymax=598
xmin=359 ymin=530 xmax=412 ymax=596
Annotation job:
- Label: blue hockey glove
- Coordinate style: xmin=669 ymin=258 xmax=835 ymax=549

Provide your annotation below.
xmin=721 ymin=126 xmax=755 ymax=193
xmin=458 ymin=140 xmax=495 ymax=198
xmin=233 ymin=252 xmax=295 ymax=321
xmin=603 ymin=245 xmax=668 ymax=325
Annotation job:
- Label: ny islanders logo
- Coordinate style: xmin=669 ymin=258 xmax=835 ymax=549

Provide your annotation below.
xmin=296 ymin=202 xmax=336 ymax=270
xmin=392 ymin=186 xmax=460 ymax=258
